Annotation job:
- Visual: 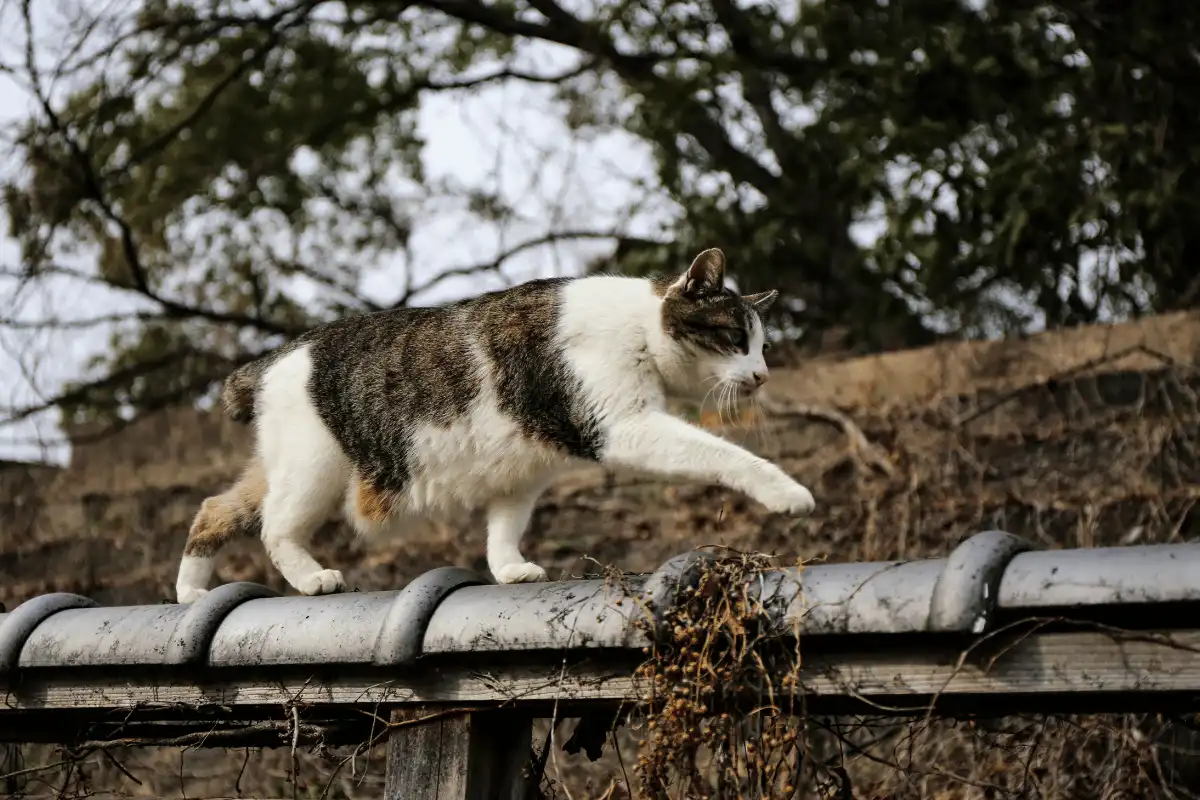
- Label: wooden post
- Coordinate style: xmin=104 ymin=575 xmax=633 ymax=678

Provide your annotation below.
xmin=384 ymin=706 xmax=536 ymax=800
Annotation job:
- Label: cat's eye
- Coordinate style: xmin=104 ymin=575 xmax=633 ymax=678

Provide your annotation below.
xmin=763 ymin=340 xmax=772 ymax=352
xmin=727 ymin=328 xmax=748 ymax=350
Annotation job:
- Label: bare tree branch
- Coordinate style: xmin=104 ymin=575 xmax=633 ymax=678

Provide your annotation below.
xmin=0 ymin=263 xmax=306 ymax=335
xmin=300 ymin=58 xmax=597 ymax=155
xmin=391 ymin=230 xmax=665 ymax=307
xmin=0 ymin=311 xmax=160 ymax=330
xmin=0 ymin=347 xmax=206 ymax=428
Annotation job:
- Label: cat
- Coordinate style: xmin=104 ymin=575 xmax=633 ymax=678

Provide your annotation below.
xmin=175 ymin=247 xmax=816 ymax=603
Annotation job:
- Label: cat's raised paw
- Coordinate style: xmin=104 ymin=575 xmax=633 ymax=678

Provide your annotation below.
xmin=297 ymin=569 xmax=347 ymax=596
xmin=757 ymin=481 xmax=816 ymax=517
xmin=177 ymin=587 xmax=208 ymax=604
xmin=494 ymin=562 xmax=549 ymax=584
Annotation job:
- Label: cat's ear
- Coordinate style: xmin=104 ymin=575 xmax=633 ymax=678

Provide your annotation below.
xmin=743 ymin=289 xmax=779 ymax=313
xmin=671 ymin=248 xmax=726 ymax=297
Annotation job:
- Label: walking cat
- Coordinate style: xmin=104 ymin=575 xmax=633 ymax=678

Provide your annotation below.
xmin=175 ymin=247 xmax=816 ymax=603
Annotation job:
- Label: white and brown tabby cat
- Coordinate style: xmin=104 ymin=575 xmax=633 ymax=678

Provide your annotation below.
xmin=175 ymin=247 xmax=816 ymax=603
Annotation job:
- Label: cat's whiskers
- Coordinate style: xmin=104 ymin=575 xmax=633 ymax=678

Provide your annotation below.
xmin=696 ymin=375 xmax=725 ymax=424
xmin=707 ymin=380 xmax=722 ymax=426
xmin=719 ymin=380 xmax=738 ymax=428
xmin=749 ymin=392 xmax=769 ymax=448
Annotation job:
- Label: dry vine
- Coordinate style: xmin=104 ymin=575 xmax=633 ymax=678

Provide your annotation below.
xmin=628 ymin=552 xmax=815 ymax=799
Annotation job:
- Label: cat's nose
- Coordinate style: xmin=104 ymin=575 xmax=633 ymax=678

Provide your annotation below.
xmin=752 ymin=371 xmax=768 ymax=386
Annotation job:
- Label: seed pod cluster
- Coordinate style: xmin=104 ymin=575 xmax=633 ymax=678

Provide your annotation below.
xmin=627 ymin=551 xmax=809 ymax=799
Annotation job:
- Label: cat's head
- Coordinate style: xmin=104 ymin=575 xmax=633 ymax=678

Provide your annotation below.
xmin=654 ymin=247 xmax=779 ymax=403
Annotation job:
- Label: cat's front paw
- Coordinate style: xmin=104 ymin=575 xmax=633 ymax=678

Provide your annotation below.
xmin=756 ymin=480 xmax=816 ymax=517
xmin=494 ymin=562 xmax=549 ymax=584
xmin=297 ymin=568 xmax=347 ymax=596
xmin=177 ymin=586 xmax=208 ymax=604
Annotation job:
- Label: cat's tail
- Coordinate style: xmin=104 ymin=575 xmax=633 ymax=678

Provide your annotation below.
xmin=175 ymin=457 xmax=267 ymax=603
xmin=221 ymin=360 xmax=268 ymax=424
xmin=222 ymin=342 xmax=303 ymax=423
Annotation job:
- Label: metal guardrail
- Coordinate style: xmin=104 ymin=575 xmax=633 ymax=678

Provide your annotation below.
xmin=2 ymin=530 xmax=1200 ymax=798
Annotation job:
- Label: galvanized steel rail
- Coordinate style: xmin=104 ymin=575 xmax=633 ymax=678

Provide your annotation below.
xmin=2 ymin=530 xmax=1200 ymax=798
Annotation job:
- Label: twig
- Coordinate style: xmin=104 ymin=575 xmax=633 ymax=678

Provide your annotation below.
xmin=98 ymin=747 xmax=142 ymax=786
xmin=761 ymin=399 xmax=896 ymax=477
xmin=290 ymin=705 xmax=300 ymax=800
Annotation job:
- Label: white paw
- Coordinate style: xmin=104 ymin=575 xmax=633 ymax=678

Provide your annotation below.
xmin=296 ymin=569 xmax=347 ymax=596
xmin=493 ymin=562 xmax=549 ymax=584
xmin=757 ymin=480 xmax=816 ymax=517
xmin=177 ymin=587 xmax=208 ymax=604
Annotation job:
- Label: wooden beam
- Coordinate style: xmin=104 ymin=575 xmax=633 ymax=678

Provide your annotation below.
xmin=4 ymin=629 xmax=1200 ymax=715
xmin=384 ymin=706 xmax=534 ymax=800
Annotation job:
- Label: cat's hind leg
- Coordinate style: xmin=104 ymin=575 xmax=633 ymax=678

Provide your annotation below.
xmin=256 ymin=346 xmax=351 ymax=596
xmin=259 ymin=469 xmax=347 ymax=596
xmin=176 ymin=458 xmax=266 ymax=603
xmin=486 ymin=485 xmax=549 ymax=584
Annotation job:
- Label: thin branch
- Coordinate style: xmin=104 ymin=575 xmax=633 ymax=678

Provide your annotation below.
xmin=301 ymin=58 xmax=597 ymax=154
xmin=97 ymin=747 xmax=142 ymax=786
xmin=390 ymin=230 xmax=665 ymax=307
xmin=760 ymin=398 xmax=896 ymax=477
xmin=0 ymin=347 xmax=204 ymax=428
xmin=0 ymin=310 xmax=160 ymax=330
xmin=0 ymin=263 xmax=306 ymax=335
